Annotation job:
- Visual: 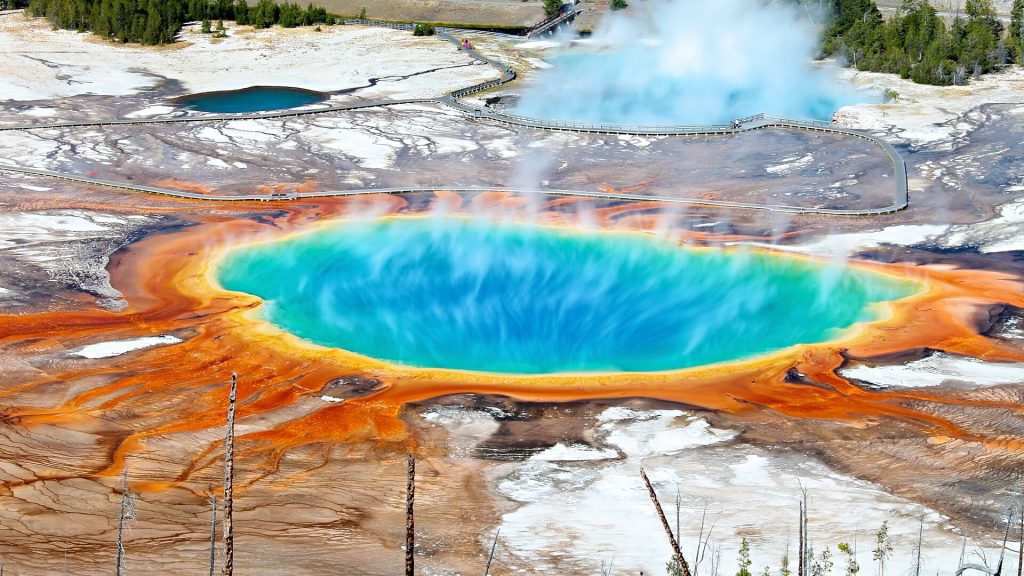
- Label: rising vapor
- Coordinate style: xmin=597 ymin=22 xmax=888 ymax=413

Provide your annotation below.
xmin=515 ymin=0 xmax=874 ymax=125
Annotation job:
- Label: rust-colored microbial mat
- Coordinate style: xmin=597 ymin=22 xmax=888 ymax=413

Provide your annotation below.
xmin=3 ymin=192 xmax=1024 ymax=487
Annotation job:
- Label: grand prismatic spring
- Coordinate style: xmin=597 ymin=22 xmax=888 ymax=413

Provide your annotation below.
xmin=217 ymin=217 xmax=919 ymax=374
xmin=2 ymin=0 xmax=1024 ymax=573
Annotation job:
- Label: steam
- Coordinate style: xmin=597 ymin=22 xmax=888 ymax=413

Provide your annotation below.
xmin=515 ymin=0 xmax=874 ymax=125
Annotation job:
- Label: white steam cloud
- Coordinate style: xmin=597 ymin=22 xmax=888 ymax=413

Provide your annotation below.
xmin=515 ymin=0 xmax=874 ymax=125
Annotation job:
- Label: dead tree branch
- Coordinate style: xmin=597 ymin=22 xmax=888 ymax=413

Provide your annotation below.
xmin=914 ymin=516 xmax=923 ymax=576
xmin=484 ymin=528 xmax=500 ymax=576
xmin=640 ymin=468 xmax=692 ymax=576
xmin=115 ymin=461 xmax=136 ymax=576
xmin=1010 ymin=480 xmax=1024 ymax=576
xmin=798 ymin=482 xmax=808 ymax=576
xmin=209 ymin=493 xmax=218 ymax=576
xmin=406 ymin=453 xmax=415 ymax=576
xmin=798 ymin=499 xmax=805 ymax=576
xmin=222 ymin=373 xmax=237 ymax=576
xmin=998 ymin=502 xmax=1015 ymax=576
xmin=960 ymin=503 xmax=1016 ymax=576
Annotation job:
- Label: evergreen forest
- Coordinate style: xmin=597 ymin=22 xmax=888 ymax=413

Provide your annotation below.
xmin=23 ymin=0 xmax=330 ymax=45
xmin=823 ymin=0 xmax=1024 ymax=85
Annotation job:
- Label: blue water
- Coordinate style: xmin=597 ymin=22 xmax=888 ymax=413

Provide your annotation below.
xmin=216 ymin=217 xmax=918 ymax=374
xmin=178 ymin=86 xmax=325 ymax=113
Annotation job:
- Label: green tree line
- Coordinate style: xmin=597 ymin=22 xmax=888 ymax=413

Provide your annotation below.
xmin=823 ymin=0 xmax=1024 ymax=85
xmin=25 ymin=0 xmax=331 ymax=45
xmin=241 ymin=0 xmax=329 ymax=28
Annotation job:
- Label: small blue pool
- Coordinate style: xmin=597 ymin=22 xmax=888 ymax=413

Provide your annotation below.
xmin=176 ymin=86 xmax=326 ymax=113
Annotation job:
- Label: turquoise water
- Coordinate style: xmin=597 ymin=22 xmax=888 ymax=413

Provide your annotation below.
xmin=217 ymin=217 xmax=918 ymax=374
xmin=178 ymin=86 xmax=325 ymax=113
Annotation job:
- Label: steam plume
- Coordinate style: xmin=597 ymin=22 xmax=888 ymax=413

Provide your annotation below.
xmin=515 ymin=0 xmax=873 ymax=125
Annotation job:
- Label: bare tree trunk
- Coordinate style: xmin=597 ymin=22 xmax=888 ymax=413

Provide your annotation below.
xmin=675 ymin=487 xmax=681 ymax=547
xmin=406 ymin=453 xmax=416 ymax=576
xmin=115 ymin=462 xmax=133 ymax=576
xmin=640 ymin=468 xmax=692 ymax=576
xmin=958 ymin=537 xmax=967 ymax=572
xmin=913 ymin=516 xmax=923 ymax=576
xmin=222 ymin=373 xmax=237 ymax=576
xmin=483 ymin=528 xmax=500 ymax=576
xmin=798 ymin=483 xmax=806 ymax=573
xmin=997 ymin=503 xmax=1015 ymax=576
xmin=695 ymin=503 xmax=708 ymax=574
xmin=600 ymin=554 xmax=615 ymax=576
xmin=798 ymin=499 xmax=805 ymax=576
xmin=209 ymin=494 xmax=218 ymax=576
xmin=711 ymin=543 xmax=721 ymax=576
xmin=1017 ymin=497 xmax=1023 ymax=576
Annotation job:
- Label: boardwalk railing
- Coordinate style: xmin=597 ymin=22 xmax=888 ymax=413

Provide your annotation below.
xmin=454 ymin=103 xmax=734 ymax=133
xmin=527 ymin=7 xmax=580 ymax=37
xmin=0 ymin=165 xmax=905 ymax=215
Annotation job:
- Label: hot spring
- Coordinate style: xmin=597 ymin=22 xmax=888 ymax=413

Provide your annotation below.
xmin=176 ymin=86 xmax=326 ymax=113
xmin=514 ymin=0 xmax=874 ymax=125
xmin=216 ymin=217 xmax=918 ymax=374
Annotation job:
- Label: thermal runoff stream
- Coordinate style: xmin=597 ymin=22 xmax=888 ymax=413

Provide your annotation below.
xmin=216 ymin=217 xmax=918 ymax=374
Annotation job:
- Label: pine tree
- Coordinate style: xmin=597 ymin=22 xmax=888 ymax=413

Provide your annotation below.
xmin=251 ymin=0 xmax=276 ymax=28
xmin=823 ymin=0 xmax=1011 ymax=84
xmin=966 ymin=0 xmax=996 ymax=21
xmin=142 ymin=0 xmax=161 ymax=44
xmin=27 ymin=0 xmax=190 ymax=44
xmin=188 ymin=0 xmax=205 ymax=20
xmin=811 ymin=548 xmax=834 ymax=576
xmin=737 ymin=538 xmax=753 ymax=576
xmin=837 ymin=542 xmax=860 ymax=576
xmin=1012 ymin=0 xmax=1024 ymax=63
xmin=780 ymin=554 xmax=792 ymax=576
xmin=872 ymin=521 xmax=893 ymax=576
xmin=232 ymin=0 xmax=246 ymax=24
